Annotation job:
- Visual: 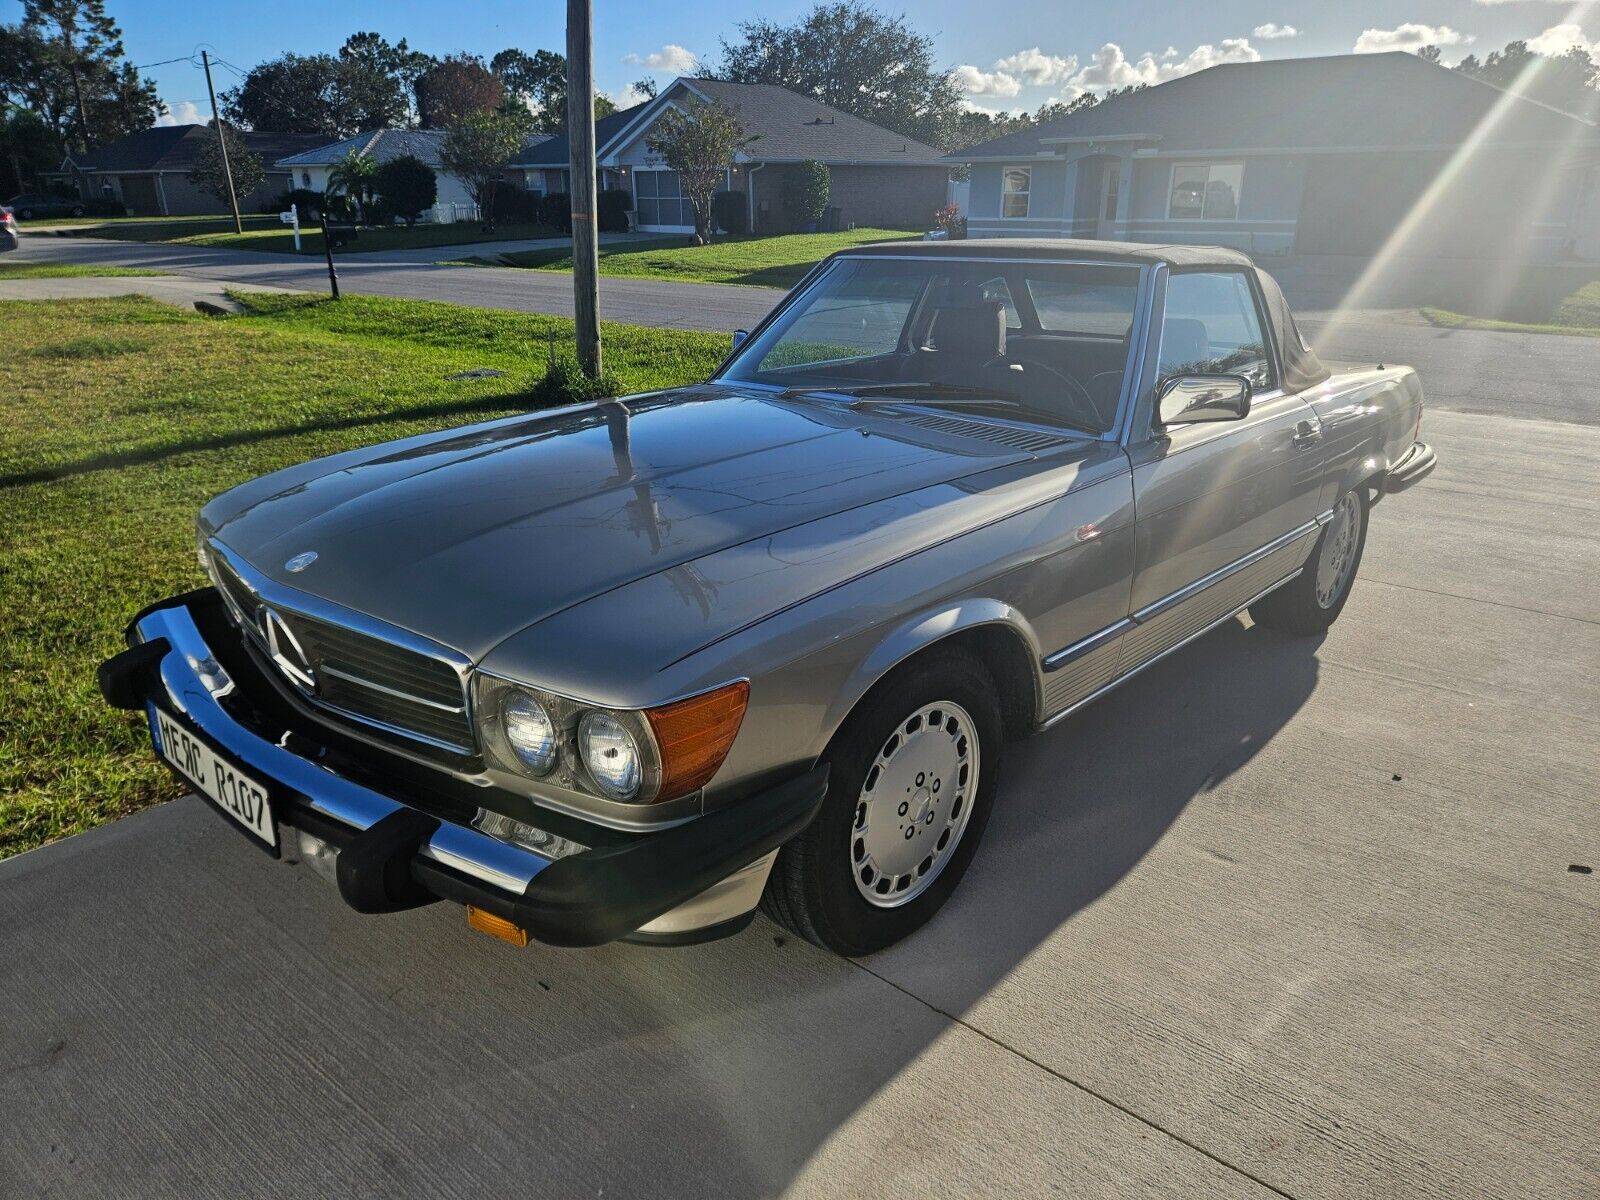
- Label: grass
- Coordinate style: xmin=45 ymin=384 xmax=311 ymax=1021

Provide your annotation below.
xmin=1420 ymin=278 xmax=1600 ymax=336
xmin=464 ymin=227 xmax=924 ymax=288
xmin=45 ymin=215 xmax=281 ymax=242
xmin=0 ymin=263 xmax=169 ymax=279
xmin=0 ymin=292 xmax=726 ymax=860
xmin=170 ymin=221 xmax=560 ymax=256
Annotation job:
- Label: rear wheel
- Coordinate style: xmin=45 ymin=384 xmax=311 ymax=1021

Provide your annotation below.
xmin=1251 ymin=487 xmax=1368 ymax=635
xmin=762 ymin=646 xmax=1002 ymax=955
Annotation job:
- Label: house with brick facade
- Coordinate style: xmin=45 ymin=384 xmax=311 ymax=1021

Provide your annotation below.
xmin=508 ymin=77 xmax=951 ymax=234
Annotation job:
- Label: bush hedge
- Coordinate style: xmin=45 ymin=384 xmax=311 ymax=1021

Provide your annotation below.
xmin=598 ymin=188 xmax=631 ymax=232
xmin=711 ymin=190 xmax=748 ymax=236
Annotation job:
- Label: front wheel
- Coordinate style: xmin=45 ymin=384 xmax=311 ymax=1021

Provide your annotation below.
xmin=761 ymin=646 xmax=1002 ymax=955
xmin=1251 ymin=487 xmax=1368 ymax=635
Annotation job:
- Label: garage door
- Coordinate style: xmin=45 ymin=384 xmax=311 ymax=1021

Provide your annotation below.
xmin=633 ymin=170 xmax=693 ymax=231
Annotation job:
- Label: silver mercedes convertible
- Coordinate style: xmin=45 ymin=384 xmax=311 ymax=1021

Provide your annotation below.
xmin=100 ymin=240 xmax=1435 ymax=954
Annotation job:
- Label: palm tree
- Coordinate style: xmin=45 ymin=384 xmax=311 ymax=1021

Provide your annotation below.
xmin=326 ymin=148 xmax=378 ymax=223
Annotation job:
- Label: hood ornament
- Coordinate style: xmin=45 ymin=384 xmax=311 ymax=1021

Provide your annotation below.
xmin=284 ymin=551 xmax=318 ymax=573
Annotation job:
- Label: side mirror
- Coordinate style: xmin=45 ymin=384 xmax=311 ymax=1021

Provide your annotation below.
xmin=731 ymin=329 xmax=750 ymax=351
xmin=1157 ymin=374 xmax=1251 ymax=427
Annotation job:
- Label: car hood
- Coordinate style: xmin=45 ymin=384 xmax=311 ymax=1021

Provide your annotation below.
xmin=204 ymin=386 xmax=1045 ymax=660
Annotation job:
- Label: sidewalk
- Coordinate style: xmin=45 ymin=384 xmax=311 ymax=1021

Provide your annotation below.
xmin=0 ymin=276 xmax=304 ymax=312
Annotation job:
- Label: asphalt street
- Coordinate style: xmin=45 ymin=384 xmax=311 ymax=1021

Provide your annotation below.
xmin=9 ymin=231 xmax=1598 ymax=426
xmin=1 ymin=234 xmax=1597 ymax=1198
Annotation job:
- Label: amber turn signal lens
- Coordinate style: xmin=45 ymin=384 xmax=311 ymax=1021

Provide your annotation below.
xmin=467 ymin=906 xmax=529 ymax=947
xmin=646 ymin=680 xmax=750 ymax=803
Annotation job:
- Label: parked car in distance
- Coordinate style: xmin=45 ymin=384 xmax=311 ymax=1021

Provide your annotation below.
xmin=100 ymin=239 xmax=1436 ymax=955
xmin=6 ymin=193 xmax=86 ymax=220
xmin=0 ymin=207 xmax=17 ymax=251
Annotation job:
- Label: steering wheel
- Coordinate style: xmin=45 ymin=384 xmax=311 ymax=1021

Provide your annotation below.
xmin=983 ymin=353 xmax=1099 ymax=423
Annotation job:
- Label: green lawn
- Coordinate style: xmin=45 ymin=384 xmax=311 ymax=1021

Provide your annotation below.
xmin=47 ymin=214 xmax=282 ymax=241
xmin=171 ymin=221 xmax=560 ymax=256
xmin=1420 ymin=278 xmax=1600 ymax=337
xmin=465 ymin=227 xmax=924 ymax=288
xmin=0 ymin=263 xmax=169 ymax=279
xmin=0 ymin=293 xmax=725 ymax=860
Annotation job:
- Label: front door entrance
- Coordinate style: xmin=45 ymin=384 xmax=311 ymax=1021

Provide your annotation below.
xmin=1096 ymin=164 xmax=1120 ymax=240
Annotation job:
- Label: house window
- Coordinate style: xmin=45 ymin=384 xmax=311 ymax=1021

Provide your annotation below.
xmin=301 ymin=171 xmax=311 ymax=188
xmin=1168 ymin=162 xmax=1243 ymax=220
xmin=634 ymin=169 xmax=693 ymax=227
xmin=1001 ymin=167 xmax=1031 ymax=218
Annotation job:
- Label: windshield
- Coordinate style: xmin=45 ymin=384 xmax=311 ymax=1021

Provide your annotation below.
xmin=718 ymin=256 xmax=1143 ymax=435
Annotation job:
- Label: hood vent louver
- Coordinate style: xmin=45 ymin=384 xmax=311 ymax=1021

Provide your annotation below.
xmin=893 ymin=412 xmax=1076 ymax=453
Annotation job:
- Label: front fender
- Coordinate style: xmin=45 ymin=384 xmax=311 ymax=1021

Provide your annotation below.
xmin=816 ymin=599 xmax=1043 ymax=755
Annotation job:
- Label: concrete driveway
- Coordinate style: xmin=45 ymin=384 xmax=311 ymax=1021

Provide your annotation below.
xmin=2 ymin=409 xmax=1597 ymax=1195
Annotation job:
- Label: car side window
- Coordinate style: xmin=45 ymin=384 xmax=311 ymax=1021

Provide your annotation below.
xmin=1158 ymin=272 xmax=1274 ymax=389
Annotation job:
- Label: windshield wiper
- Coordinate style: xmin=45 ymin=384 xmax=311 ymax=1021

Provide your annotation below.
xmin=779 ymin=381 xmax=1019 ymax=404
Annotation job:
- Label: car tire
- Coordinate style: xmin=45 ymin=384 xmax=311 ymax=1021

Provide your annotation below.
xmin=18 ymin=208 xmax=32 ymax=220
xmin=70 ymin=206 xmax=85 ymax=217
xmin=761 ymin=645 xmax=1002 ymax=955
xmin=1250 ymin=487 xmax=1369 ymax=636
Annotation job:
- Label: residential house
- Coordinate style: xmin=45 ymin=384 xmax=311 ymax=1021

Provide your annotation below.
xmin=509 ymin=78 xmax=951 ymax=234
xmin=275 ymin=128 xmax=552 ymax=216
xmin=61 ymin=125 xmax=327 ymax=216
xmin=950 ymin=53 xmax=1600 ymax=262
xmin=507 ymin=104 xmax=643 ymax=199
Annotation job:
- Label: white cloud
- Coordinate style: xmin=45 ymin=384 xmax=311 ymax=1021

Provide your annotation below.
xmin=1071 ymin=37 xmax=1260 ymax=91
xmin=615 ymin=82 xmax=655 ymax=107
xmin=155 ymin=99 xmax=205 ymax=127
xmin=1353 ymin=24 xmax=1471 ymax=53
xmin=992 ymin=47 xmax=1078 ymax=85
xmin=1528 ymin=22 xmax=1599 ymax=60
xmin=952 ymin=64 xmax=1023 ymax=97
xmin=1253 ymin=23 xmax=1299 ymax=40
xmin=622 ymin=43 xmax=699 ymax=73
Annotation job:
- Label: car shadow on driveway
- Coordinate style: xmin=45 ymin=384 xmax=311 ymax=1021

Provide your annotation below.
xmin=0 ymin=616 xmax=1320 ymax=1198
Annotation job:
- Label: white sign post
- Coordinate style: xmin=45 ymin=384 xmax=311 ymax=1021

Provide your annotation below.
xmin=279 ymin=204 xmax=301 ymax=252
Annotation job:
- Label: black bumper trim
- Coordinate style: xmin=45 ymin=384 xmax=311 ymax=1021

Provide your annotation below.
xmin=101 ymin=590 xmax=830 ymax=947
xmin=1383 ymin=442 xmax=1436 ymax=493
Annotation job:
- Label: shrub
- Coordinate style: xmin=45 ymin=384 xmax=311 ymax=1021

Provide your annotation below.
xmin=539 ymin=191 xmax=572 ymax=232
xmin=597 ymin=188 xmax=632 ymax=232
xmin=374 ymin=155 xmax=437 ymax=225
xmin=530 ymin=355 xmax=621 ymax=407
xmin=361 ymin=197 xmax=393 ymax=227
xmin=84 ymin=198 xmax=127 ymax=217
xmin=932 ymin=204 xmax=966 ymax=239
xmin=711 ymin=190 xmax=748 ymax=236
xmin=782 ymin=161 xmax=830 ymax=229
xmin=1556 ymin=280 xmax=1600 ymax=328
xmin=487 ymin=187 xmax=541 ymax=224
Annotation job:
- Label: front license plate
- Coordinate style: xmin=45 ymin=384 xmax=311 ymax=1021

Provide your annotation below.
xmin=152 ymin=707 xmax=278 ymax=850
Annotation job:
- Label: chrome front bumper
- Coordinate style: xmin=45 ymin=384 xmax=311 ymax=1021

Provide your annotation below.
xmin=100 ymin=592 xmax=827 ymax=946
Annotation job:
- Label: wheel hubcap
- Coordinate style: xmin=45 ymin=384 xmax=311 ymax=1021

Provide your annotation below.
xmin=851 ymin=700 xmax=979 ymax=908
xmin=1315 ymin=492 xmax=1360 ymax=608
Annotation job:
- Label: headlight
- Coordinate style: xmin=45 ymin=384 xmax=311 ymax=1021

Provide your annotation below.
xmin=502 ymin=691 xmax=557 ymax=775
xmin=578 ymin=710 xmax=643 ymax=800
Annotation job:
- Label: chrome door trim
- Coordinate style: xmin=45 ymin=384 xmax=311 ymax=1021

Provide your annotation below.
xmin=1132 ymin=518 xmax=1320 ymax=623
xmin=1038 ymin=517 xmax=1321 ymax=671
xmin=1037 ymin=568 xmax=1303 ymax=731
xmin=1042 ymin=618 xmax=1135 ymax=672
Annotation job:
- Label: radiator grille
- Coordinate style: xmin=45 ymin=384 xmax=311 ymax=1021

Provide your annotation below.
xmin=210 ymin=550 xmax=474 ymax=755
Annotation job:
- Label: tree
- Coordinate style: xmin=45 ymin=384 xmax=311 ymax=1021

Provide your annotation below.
xmin=222 ymin=53 xmax=346 ymax=136
xmin=630 ymin=77 xmax=658 ymax=102
xmin=0 ymin=106 xmax=59 ymax=194
xmin=439 ymin=109 xmax=525 ymax=229
xmin=325 ymin=147 xmax=377 ymax=220
xmin=187 ymin=123 xmax=264 ymax=206
xmin=714 ymin=3 xmax=962 ymax=148
xmin=1452 ymin=40 xmax=1600 ymax=122
xmin=645 ymin=96 xmax=758 ymax=243
xmin=492 ymin=48 xmax=618 ymax=134
xmin=336 ymin=32 xmax=430 ymax=129
xmin=418 ymin=54 xmax=502 ymax=129
xmin=0 ymin=1 xmax=161 ymax=157
xmin=782 ymin=159 xmax=830 ymax=227
xmin=374 ymin=153 xmax=436 ymax=225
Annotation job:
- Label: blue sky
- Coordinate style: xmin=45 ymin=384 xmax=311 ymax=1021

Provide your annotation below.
xmin=7 ymin=0 xmax=1598 ymax=125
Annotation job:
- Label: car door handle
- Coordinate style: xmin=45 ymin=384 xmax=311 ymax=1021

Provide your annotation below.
xmin=1292 ymin=419 xmax=1322 ymax=449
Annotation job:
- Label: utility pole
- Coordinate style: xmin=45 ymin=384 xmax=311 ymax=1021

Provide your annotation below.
xmin=566 ymin=0 xmax=601 ymax=378
xmin=201 ymin=51 xmax=243 ymax=235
